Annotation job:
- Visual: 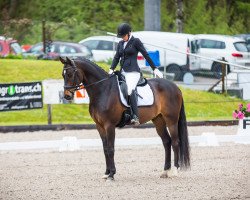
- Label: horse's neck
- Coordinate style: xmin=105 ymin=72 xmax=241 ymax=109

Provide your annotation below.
xmin=80 ymin=65 xmax=111 ymax=100
xmin=85 ymin=76 xmax=115 ymax=104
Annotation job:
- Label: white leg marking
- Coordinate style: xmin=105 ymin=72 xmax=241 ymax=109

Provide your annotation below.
xmin=102 ymin=174 xmax=109 ymax=179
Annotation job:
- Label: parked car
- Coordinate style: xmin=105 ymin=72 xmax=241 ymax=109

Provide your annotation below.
xmin=23 ymin=41 xmax=93 ymax=60
xmin=79 ymin=36 xmax=119 ymax=62
xmin=190 ymin=34 xmax=250 ymax=78
xmin=0 ymin=36 xmax=22 ymax=57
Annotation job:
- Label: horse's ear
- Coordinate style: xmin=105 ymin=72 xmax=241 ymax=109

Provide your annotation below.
xmin=66 ymin=56 xmax=73 ymax=65
xmin=59 ymin=56 xmax=66 ymax=64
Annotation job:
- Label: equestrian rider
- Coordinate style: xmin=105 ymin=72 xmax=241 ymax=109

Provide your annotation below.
xmin=109 ymin=23 xmax=163 ymax=125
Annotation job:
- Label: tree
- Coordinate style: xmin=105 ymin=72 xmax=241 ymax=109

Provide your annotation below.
xmin=176 ymin=0 xmax=183 ymax=33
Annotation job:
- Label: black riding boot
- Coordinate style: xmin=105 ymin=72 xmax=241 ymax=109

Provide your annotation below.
xmin=129 ymin=90 xmax=140 ymax=125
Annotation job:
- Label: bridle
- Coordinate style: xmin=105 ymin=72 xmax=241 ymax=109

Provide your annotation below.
xmin=63 ymin=60 xmax=114 ymax=92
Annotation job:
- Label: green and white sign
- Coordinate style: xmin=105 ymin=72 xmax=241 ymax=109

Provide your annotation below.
xmin=0 ymin=82 xmax=43 ymax=111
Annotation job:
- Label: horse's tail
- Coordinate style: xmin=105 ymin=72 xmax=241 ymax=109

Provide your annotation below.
xmin=178 ymin=99 xmax=190 ymax=169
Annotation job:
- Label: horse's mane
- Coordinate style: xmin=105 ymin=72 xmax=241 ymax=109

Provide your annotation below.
xmin=75 ymin=57 xmax=108 ymax=76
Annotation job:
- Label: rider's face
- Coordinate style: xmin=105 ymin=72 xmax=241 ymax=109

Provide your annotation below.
xmin=122 ymin=34 xmax=129 ymax=42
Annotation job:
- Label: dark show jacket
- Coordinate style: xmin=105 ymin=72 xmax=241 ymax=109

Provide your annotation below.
xmin=111 ymin=36 xmax=156 ymax=72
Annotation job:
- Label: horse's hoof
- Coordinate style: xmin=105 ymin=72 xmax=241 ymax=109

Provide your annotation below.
xmin=106 ymin=177 xmax=114 ymax=182
xmin=160 ymin=167 xmax=179 ymax=178
xmin=170 ymin=167 xmax=179 ymax=177
xmin=160 ymin=170 xmax=168 ymax=178
xmin=166 ymin=167 xmax=179 ymax=178
xmin=102 ymin=174 xmax=109 ymax=179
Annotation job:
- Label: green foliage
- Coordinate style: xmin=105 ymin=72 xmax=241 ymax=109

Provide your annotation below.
xmin=0 ymin=54 xmax=23 ymax=59
xmin=0 ymin=59 xmax=244 ymax=125
xmin=0 ymin=0 xmax=249 ymax=45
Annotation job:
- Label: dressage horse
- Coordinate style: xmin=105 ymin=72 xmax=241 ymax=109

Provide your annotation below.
xmin=60 ymin=57 xmax=190 ymax=181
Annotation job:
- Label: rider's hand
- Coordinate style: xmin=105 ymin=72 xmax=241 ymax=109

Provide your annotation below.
xmin=109 ymin=69 xmax=114 ymax=75
xmin=154 ymin=68 xmax=163 ymax=78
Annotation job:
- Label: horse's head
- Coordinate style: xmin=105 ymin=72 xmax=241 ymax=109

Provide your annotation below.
xmin=60 ymin=56 xmax=83 ymax=101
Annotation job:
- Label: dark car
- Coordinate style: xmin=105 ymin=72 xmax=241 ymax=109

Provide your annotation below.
xmin=23 ymin=41 xmax=93 ymax=60
xmin=0 ymin=36 xmax=22 ymax=57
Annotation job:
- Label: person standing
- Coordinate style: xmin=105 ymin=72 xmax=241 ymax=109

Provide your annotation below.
xmin=109 ymin=23 xmax=163 ymax=125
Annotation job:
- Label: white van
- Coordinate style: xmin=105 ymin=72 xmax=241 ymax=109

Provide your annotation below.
xmin=132 ymin=31 xmax=194 ymax=80
xmin=190 ymin=34 xmax=250 ymax=78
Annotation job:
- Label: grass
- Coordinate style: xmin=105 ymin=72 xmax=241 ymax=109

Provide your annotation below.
xmin=0 ymin=59 xmax=245 ymax=125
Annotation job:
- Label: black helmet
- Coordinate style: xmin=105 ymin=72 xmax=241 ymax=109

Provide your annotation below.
xmin=117 ymin=23 xmax=132 ymax=38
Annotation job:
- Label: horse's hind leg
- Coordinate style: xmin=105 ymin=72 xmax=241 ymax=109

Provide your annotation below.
xmin=152 ymin=115 xmax=172 ymax=178
xmin=168 ymin=123 xmax=180 ymax=176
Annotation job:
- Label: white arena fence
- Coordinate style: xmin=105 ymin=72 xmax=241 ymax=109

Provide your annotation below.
xmin=0 ymin=131 xmax=249 ymax=152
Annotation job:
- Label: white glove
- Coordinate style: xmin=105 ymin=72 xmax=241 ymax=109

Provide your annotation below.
xmin=154 ymin=68 xmax=163 ymax=78
xmin=108 ymin=69 xmax=114 ymax=75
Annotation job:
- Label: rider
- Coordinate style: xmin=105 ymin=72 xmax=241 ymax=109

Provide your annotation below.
xmin=109 ymin=23 xmax=163 ymax=125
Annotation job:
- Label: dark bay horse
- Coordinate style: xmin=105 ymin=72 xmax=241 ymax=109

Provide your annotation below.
xmin=60 ymin=57 xmax=190 ymax=181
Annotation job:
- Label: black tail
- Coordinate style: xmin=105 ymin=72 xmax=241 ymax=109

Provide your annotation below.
xmin=178 ymin=99 xmax=190 ymax=168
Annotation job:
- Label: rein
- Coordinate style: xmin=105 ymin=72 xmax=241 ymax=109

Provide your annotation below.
xmin=82 ymin=74 xmax=114 ymax=89
xmin=63 ymin=60 xmax=115 ymax=91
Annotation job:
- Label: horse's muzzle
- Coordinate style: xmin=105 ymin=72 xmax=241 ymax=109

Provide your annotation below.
xmin=64 ymin=90 xmax=74 ymax=101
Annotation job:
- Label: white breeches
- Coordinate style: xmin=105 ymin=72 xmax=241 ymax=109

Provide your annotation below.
xmin=121 ymin=71 xmax=140 ymax=95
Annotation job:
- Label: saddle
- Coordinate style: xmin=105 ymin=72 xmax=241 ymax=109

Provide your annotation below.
xmin=114 ymin=71 xmax=147 ymax=102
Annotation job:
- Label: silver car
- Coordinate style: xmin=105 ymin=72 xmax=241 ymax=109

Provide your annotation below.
xmin=23 ymin=41 xmax=93 ymax=60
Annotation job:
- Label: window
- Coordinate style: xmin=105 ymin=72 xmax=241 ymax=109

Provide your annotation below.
xmin=80 ymin=46 xmax=91 ymax=55
xmin=0 ymin=44 xmax=2 ymax=52
xmin=30 ymin=43 xmax=43 ymax=53
xmin=234 ymin=42 xmax=248 ymax=52
xmin=10 ymin=42 xmax=22 ymax=54
xmin=81 ymin=40 xmax=99 ymax=50
xmin=191 ymin=40 xmax=200 ymax=53
xmin=200 ymin=39 xmax=226 ymax=49
xmin=58 ymin=45 xmax=77 ymax=54
xmin=96 ymin=41 xmax=114 ymax=51
xmin=50 ymin=44 xmax=56 ymax=53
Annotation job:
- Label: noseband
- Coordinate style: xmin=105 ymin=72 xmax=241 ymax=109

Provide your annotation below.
xmin=63 ymin=60 xmax=114 ymax=92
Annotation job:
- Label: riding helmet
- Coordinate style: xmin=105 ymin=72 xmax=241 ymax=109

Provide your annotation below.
xmin=117 ymin=23 xmax=132 ymax=38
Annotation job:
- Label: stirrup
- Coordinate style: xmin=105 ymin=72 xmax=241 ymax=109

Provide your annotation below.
xmin=131 ymin=116 xmax=140 ymax=126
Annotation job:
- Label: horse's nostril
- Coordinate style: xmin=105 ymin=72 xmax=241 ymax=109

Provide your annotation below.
xmin=64 ymin=94 xmax=73 ymax=100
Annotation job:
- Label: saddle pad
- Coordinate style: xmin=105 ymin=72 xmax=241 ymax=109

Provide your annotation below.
xmin=117 ymin=78 xmax=154 ymax=107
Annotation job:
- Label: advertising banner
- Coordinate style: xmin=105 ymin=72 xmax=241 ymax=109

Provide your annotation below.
xmin=0 ymin=82 xmax=43 ymax=111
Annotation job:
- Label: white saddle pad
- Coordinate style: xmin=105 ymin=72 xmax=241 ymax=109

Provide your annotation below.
xmin=117 ymin=78 xmax=154 ymax=107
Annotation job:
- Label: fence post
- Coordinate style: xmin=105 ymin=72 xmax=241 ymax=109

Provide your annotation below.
xmin=163 ymin=49 xmax=166 ymax=79
xmin=42 ymin=20 xmax=46 ymax=54
xmin=47 ymin=104 xmax=52 ymax=125
xmin=221 ymin=57 xmax=226 ymax=94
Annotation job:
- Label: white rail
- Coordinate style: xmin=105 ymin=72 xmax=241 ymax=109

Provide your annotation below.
xmin=143 ymin=42 xmax=250 ymax=69
xmin=106 ymin=31 xmax=249 ymax=70
xmin=0 ymin=133 xmax=249 ymax=152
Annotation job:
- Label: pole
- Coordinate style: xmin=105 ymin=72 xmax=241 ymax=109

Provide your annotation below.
xmin=42 ymin=20 xmax=46 ymax=54
xmin=221 ymin=57 xmax=226 ymax=94
xmin=47 ymin=104 xmax=52 ymax=125
xmin=164 ymin=50 xmax=166 ymax=79
xmin=225 ymin=60 xmax=228 ymax=95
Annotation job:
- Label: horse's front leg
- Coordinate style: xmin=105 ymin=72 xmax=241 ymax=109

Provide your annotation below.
xmin=97 ymin=123 xmax=116 ymax=181
xmin=96 ymin=124 xmax=110 ymax=179
xmin=104 ymin=124 xmax=116 ymax=181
